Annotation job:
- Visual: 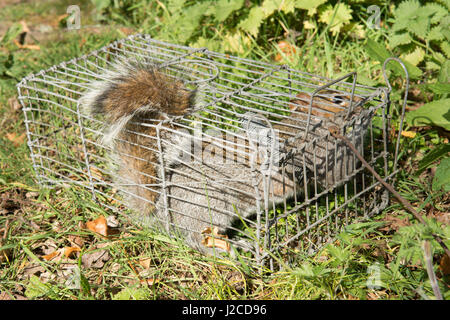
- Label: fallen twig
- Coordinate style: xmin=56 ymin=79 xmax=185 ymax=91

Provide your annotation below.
xmin=423 ymin=240 xmax=443 ymax=300
xmin=328 ymin=125 xmax=450 ymax=259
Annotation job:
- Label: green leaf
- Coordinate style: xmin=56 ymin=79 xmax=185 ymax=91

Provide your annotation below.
xmin=166 ymin=2 xmax=210 ymax=43
xmin=364 ymin=38 xmax=423 ymax=79
xmin=319 ymin=3 xmax=353 ymax=35
xmin=438 ymin=60 xmax=450 ymax=83
xmin=91 ymin=0 xmax=111 ymax=11
xmin=441 ymin=41 xmax=450 ymax=58
xmin=391 ymin=0 xmax=446 ymax=40
xmin=261 ymin=0 xmax=280 ymax=16
xmin=294 ymin=0 xmax=327 ymax=15
xmin=112 ymin=287 xmax=150 ymax=300
xmin=432 ymin=157 xmax=450 ymax=191
xmin=389 ymin=33 xmax=413 ymax=48
xmin=25 ymin=275 xmax=52 ymax=299
xmin=0 ymin=23 xmax=23 ymax=45
xmin=405 ymin=98 xmax=450 ymax=130
xmin=327 ymin=245 xmax=351 ymax=263
xmin=166 ymin=0 xmax=185 ymax=13
xmin=441 ymin=16 xmax=450 ymax=41
xmin=276 ymin=0 xmax=297 ymax=13
xmin=211 ymin=0 xmax=244 ymax=22
xmin=428 ymin=26 xmax=445 ymax=42
xmin=401 ymin=47 xmax=425 ymax=66
xmin=238 ymin=6 xmax=265 ymax=37
xmin=392 ymin=0 xmax=421 ymax=32
xmin=417 ymin=144 xmax=450 ymax=174
xmin=426 ymin=83 xmax=450 ymax=94
xmin=438 ymin=0 xmax=450 ymax=10
xmin=423 ymin=3 xmax=448 ymax=24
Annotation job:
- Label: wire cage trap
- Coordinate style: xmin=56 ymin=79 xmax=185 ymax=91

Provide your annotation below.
xmin=17 ymin=34 xmax=405 ymax=269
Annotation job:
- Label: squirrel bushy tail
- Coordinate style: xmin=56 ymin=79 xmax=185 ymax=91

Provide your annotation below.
xmin=80 ymin=61 xmax=197 ymax=215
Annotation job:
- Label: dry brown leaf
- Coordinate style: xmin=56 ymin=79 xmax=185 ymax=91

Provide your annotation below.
xmin=86 ymin=216 xmax=108 ymax=237
xmin=274 ymin=40 xmax=297 ymax=62
xmin=401 ymin=130 xmax=417 ymax=138
xmin=42 ymin=249 xmax=62 ymax=261
xmin=140 ymin=278 xmax=159 ymax=286
xmin=81 ymin=247 xmax=110 ymax=269
xmin=6 ymin=132 xmax=26 ymax=147
xmin=19 ymin=20 xmax=30 ymax=33
xmin=7 ymin=97 xmax=21 ymax=112
xmin=201 ymin=227 xmax=230 ymax=252
xmin=106 ymin=215 xmax=119 ymax=228
xmin=0 ymin=291 xmax=27 ymax=300
xmin=138 ymin=258 xmax=152 ymax=270
xmin=379 ymin=215 xmax=410 ymax=232
xmin=21 ymin=262 xmax=45 ymax=277
xmin=89 ymin=167 xmax=103 ymax=181
xmin=440 ymin=254 xmax=450 ymax=276
xmin=64 ymin=246 xmax=81 ymax=258
xmin=67 ymin=234 xmax=85 ymax=248
xmin=13 ymin=39 xmax=40 ymax=50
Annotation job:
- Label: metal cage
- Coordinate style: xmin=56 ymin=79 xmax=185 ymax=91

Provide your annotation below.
xmin=17 ymin=34 xmax=403 ymax=269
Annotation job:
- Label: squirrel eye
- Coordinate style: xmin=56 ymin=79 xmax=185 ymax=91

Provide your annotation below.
xmin=331 ymin=95 xmax=346 ymax=106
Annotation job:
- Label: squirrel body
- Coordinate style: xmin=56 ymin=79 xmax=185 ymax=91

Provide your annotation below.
xmin=80 ymin=61 xmax=370 ymax=255
xmin=81 ymin=61 xmax=297 ymax=255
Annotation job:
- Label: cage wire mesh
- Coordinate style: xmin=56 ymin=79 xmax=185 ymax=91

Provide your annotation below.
xmin=17 ymin=34 xmax=403 ymax=269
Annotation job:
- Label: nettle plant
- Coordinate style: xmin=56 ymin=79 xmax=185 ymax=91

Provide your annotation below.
xmin=91 ymin=0 xmax=385 ymax=51
xmin=387 ymin=0 xmax=450 ymax=71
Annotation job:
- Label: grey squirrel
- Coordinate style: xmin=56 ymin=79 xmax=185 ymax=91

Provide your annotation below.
xmin=80 ymin=60 xmax=370 ymax=255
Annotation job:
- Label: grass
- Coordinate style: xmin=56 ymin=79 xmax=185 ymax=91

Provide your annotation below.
xmin=0 ymin=0 xmax=449 ymax=300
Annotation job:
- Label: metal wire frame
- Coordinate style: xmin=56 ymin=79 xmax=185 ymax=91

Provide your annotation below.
xmin=17 ymin=34 xmax=403 ymax=268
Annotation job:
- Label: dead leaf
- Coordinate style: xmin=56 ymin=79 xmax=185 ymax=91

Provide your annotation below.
xmin=42 ymin=249 xmax=62 ymax=261
xmin=6 ymin=132 xmax=26 ymax=147
xmin=379 ymin=215 xmax=410 ymax=232
xmin=440 ymin=254 xmax=450 ymax=276
xmin=21 ymin=263 xmax=45 ymax=277
xmin=7 ymin=97 xmax=21 ymax=112
xmin=274 ymin=40 xmax=296 ymax=62
xmin=0 ymin=291 xmax=27 ymax=300
xmin=401 ymin=130 xmax=417 ymax=138
xmin=86 ymin=216 xmax=108 ymax=237
xmin=13 ymin=39 xmax=40 ymax=50
xmin=67 ymin=234 xmax=85 ymax=248
xmin=89 ymin=167 xmax=103 ymax=181
xmin=201 ymin=227 xmax=230 ymax=252
xmin=138 ymin=258 xmax=152 ymax=270
xmin=140 ymin=278 xmax=159 ymax=286
xmin=64 ymin=247 xmax=81 ymax=259
xmin=106 ymin=215 xmax=119 ymax=228
xmin=81 ymin=247 xmax=110 ymax=269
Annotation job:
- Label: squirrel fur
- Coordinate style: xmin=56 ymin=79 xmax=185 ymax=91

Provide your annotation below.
xmin=80 ymin=60 xmax=370 ymax=255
